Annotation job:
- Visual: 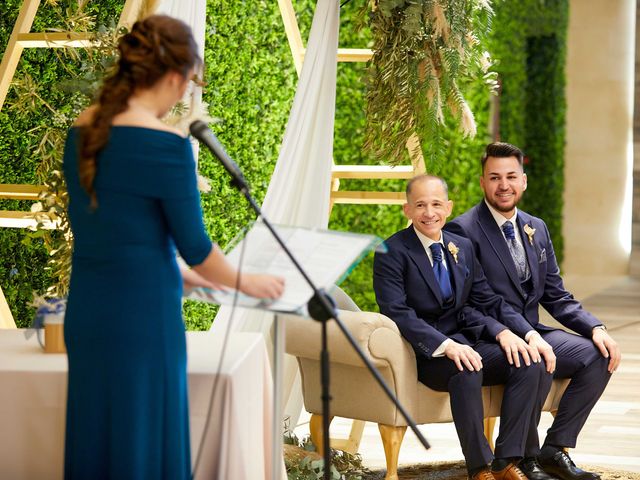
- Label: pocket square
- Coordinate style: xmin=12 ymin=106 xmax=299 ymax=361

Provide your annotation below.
xmin=539 ymin=248 xmax=547 ymax=263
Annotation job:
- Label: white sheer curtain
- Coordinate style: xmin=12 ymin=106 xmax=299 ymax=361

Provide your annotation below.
xmin=210 ymin=0 xmax=339 ymax=426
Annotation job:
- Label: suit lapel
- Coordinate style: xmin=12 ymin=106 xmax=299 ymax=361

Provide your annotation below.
xmin=477 ymin=202 xmax=526 ymax=298
xmin=516 ymin=213 xmax=539 ymax=294
xmin=442 ymin=233 xmax=466 ymax=308
xmin=403 ymin=228 xmax=444 ymax=305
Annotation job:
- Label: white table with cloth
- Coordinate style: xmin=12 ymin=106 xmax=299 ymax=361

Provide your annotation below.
xmin=0 ymin=329 xmax=278 ymax=479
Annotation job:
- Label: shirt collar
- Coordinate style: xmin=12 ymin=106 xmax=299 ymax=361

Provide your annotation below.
xmin=412 ymin=226 xmax=444 ymax=251
xmin=484 ymin=199 xmax=519 ymax=229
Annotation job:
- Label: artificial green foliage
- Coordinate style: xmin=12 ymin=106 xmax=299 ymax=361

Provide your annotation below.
xmin=195 ymin=0 xmax=408 ymax=320
xmin=183 ymin=0 xmax=303 ymax=328
xmin=283 ymin=429 xmax=369 ymax=480
xmin=0 ymin=3 xmax=58 ymax=327
xmin=200 ymin=0 xmax=298 ymax=244
xmin=287 ymin=3 xmax=409 ymax=311
xmin=523 ymin=32 xmax=567 ymax=260
xmin=0 ymin=0 xmax=124 ymax=327
xmin=329 ymin=11 xmax=410 ymax=311
xmin=362 ymin=0 xmax=495 ymax=165
xmin=0 ymin=0 xmax=568 ymax=326
xmin=433 ymin=77 xmax=492 ymax=217
xmin=488 ymin=0 xmax=568 ymax=263
xmin=10 ymin=17 xmax=124 ymax=301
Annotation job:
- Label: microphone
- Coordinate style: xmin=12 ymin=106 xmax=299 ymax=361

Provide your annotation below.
xmin=189 ymin=120 xmax=248 ymax=191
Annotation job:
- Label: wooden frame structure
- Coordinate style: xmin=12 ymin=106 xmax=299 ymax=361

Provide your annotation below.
xmin=277 ymin=0 xmax=426 ymax=217
xmin=0 ymin=3 xmax=425 ymax=322
xmin=0 ymin=0 xmax=146 ymax=328
xmin=277 ymin=0 xmax=427 ymax=455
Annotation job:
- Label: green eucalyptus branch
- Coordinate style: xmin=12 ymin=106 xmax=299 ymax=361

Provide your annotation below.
xmin=9 ymin=1 xmax=123 ymax=300
xmin=13 ymin=1 xmax=205 ymax=300
xmin=362 ymin=0 xmax=496 ymax=165
xmin=283 ymin=430 xmax=369 ymax=480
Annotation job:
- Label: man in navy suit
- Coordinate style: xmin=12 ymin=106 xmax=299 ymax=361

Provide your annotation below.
xmin=374 ymin=175 xmax=556 ymax=480
xmin=446 ymin=142 xmax=621 ymax=480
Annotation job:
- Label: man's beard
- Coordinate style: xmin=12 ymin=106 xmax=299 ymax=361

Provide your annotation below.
xmin=486 ymin=194 xmax=519 ymax=212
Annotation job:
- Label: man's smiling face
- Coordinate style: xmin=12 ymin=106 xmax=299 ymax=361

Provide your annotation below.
xmin=403 ymin=177 xmax=453 ymax=241
xmin=480 ymin=155 xmax=527 ymax=217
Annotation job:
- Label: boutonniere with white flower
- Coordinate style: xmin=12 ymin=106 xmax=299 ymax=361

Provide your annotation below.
xmin=447 ymin=241 xmax=459 ymax=264
xmin=523 ymin=224 xmax=536 ymax=245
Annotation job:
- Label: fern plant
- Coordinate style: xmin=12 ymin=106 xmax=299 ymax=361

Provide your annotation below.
xmin=362 ymin=0 xmax=496 ymax=165
xmin=9 ymin=2 xmax=123 ymax=298
xmin=14 ymin=2 xmax=207 ymax=299
xmin=283 ymin=429 xmax=369 ymax=480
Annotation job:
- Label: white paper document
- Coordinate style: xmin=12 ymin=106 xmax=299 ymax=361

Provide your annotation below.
xmin=185 ymin=223 xmax=383 ymax=313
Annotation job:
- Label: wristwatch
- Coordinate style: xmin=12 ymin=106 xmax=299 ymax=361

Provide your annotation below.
xmin=593 ymin=325 xmax=607 ymax=331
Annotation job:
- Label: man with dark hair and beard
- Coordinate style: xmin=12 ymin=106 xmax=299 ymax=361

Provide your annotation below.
xmin=445 ymin=142 xmax=621 ymax=480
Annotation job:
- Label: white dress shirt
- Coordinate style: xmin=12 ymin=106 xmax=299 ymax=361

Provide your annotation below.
xmin=413 ymin=227 xmax=449 ymax=269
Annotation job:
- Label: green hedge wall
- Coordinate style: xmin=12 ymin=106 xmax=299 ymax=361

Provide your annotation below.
xmin=0 ymin=1 xmax=124 ymax=328
xmin=0 ymin=0 xmax=568 ymax=327
xmin=489 ymin=0 xmax=568 ymax=263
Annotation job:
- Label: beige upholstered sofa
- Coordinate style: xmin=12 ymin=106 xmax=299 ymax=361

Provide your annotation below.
xmin=282 ymin=292 xmax=569 ymax=480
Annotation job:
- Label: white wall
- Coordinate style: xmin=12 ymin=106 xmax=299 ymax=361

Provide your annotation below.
xmin=563 ymin=0 xmax=635 ymax=275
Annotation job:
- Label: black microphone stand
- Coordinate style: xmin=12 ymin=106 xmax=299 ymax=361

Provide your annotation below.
xmin=197 ymin=131 xmax=430 ymax=480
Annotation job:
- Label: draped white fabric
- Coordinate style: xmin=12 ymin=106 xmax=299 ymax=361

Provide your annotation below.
xmin=260 ymin=7 xmax=337 ymax=227
xmin=210 ymin=0 xmax=340 ymax=425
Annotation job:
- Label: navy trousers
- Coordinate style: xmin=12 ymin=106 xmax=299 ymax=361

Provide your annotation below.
xmin=524 ymin=329 xmax=611 ymax=455
xmin=417 ymin=342 xmax=552 ymax=471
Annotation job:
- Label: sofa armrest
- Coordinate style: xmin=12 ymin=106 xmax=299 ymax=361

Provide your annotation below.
xmin=282 ymin=309 xmax=417 ymax=379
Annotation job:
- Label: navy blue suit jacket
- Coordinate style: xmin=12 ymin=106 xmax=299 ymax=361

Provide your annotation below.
xmin=373 ymin=228 xmax=532 ymax=359
xmin=446 ymin=202 xmax=602 ymax=338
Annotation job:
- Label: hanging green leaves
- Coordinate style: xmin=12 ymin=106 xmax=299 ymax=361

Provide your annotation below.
xmin=363 ymin=0 xmax=496 ymax=165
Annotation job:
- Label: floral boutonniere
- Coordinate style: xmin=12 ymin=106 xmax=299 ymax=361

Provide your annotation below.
xmin=447 ymin=241 xmax=459 ymax=264
xmin=523 ymin=224 xmax=536 ymax=245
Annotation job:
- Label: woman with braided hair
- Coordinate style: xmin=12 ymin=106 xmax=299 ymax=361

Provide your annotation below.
xmin=62 ymin=15 xmax=283 ymax=479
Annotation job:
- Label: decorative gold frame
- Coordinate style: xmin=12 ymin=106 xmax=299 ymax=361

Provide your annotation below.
xmin=277 ymin=0 xmax=426 ymax=216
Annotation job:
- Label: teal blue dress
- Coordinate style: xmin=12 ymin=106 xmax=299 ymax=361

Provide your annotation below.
xmin=62 ymin=126 xmax=212 ymax=480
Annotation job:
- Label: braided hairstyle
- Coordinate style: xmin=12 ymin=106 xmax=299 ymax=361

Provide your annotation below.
xmin=79 ymin=15 xmax=201 ymax=207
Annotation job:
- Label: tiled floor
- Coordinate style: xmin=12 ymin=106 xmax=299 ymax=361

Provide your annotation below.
xmin=294 ymin=275 xmax=640 ymax=473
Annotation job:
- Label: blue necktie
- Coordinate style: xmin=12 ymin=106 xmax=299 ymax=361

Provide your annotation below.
xmin=429 ymin=243 xmax=453 ymax=302
xmin=501 ymin=222 xmax=530 ymax=281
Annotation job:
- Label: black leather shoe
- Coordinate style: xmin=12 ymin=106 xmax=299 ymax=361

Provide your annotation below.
xmin=538 ymin=450 xmax=600 ymax=480
xmin=519 ymin=457 xmax=558 ymax=480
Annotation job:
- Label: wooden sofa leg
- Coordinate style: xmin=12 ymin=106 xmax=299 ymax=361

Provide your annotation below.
xmin=378 ymin=424 xmax=407 ymax=480
xmin=310 ymin=413 xmax=334 ymax=456
xmin=484 ymin=417 xmax=496 ymax=450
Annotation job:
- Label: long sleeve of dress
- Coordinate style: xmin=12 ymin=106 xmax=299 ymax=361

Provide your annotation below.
xmin=152 ymin=138 xmax=213 ymax=266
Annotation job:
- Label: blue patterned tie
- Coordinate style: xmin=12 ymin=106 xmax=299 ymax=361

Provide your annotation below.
xmin=502 ymin=222 xmax=530 ymax=281
xmin=429 ymin=243 xmax=453 ymax=302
